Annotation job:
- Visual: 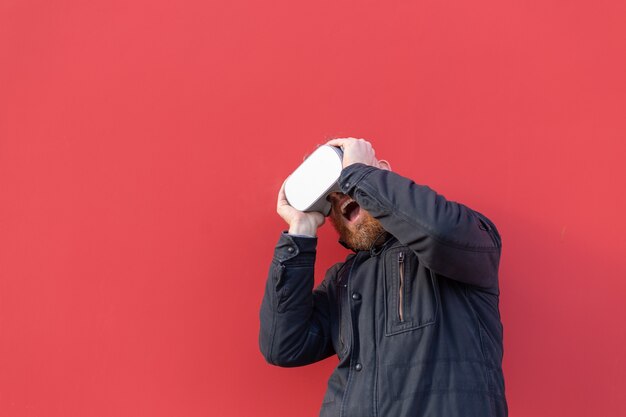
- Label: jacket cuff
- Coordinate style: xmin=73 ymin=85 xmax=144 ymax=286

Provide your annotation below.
xmin=273 ymin=232 xmax=317 ymax=265
xmin=339 ymin=163 xmax=379 ymax=196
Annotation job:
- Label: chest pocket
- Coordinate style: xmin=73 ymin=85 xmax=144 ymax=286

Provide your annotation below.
xmin=384 ymin=247 xmax=439 ymax=336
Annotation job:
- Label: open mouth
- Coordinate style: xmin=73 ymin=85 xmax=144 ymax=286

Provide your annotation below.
xmin=341 ymin=199 xmax=361 ymax=223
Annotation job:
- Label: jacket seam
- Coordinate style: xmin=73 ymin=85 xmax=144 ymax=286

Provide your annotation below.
xmin=266 ymin=264 xmax=283 ymax=365
xmin=373 ymin=263 xmax=380 ymax=417
xmin=463 ymin=285 xmax=492 ymax=393
xmin=392 ymin=387 xmax=507 ymax=399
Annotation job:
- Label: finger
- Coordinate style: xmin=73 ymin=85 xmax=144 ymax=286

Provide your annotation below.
xmin=325 ymin=138 xmax=355 ymax=147
xmin=277 ymin=179 xmax=289 ymax=207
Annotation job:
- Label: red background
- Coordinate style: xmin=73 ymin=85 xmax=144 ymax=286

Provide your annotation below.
xmin=1 ymin=0 xmax=625 ymax=416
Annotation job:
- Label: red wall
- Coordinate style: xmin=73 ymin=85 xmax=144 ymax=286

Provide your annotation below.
xmin=1 ymin=0 xmax=625 ymax=416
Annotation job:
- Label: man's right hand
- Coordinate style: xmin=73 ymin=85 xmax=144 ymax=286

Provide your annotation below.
xmin=277 ymin=180 xmax=325 ymax=237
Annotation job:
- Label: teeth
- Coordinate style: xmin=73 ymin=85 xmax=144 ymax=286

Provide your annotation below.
xmin=340 ymin=199 xmax=353 ymax=214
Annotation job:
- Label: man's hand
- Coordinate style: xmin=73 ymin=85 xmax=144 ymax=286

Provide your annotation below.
xmin=277 ymin=180 xmax=325 ymax=237
xmin=326 ymin=137 xmax=379 ymax=168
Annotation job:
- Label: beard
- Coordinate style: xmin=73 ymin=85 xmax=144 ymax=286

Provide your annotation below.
xmin=328 ymin=198 xmax=387 ymax=251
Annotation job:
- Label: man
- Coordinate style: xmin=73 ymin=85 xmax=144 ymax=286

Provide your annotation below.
xmin=259 ymin=138 xmax=508 ymax=417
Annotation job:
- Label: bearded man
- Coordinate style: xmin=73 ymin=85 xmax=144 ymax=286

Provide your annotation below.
xmin=259 ymin=138 xmax=508 ymax=417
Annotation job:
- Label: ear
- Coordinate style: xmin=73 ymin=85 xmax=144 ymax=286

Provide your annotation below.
xmin=378 ymin=159 xmax=392 ymax=171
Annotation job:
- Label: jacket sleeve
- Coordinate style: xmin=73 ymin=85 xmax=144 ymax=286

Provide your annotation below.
xmin=339 ymin=163 xmax=502 ymax=289
xmin=259 ymin=232 xmax=336 ymax=367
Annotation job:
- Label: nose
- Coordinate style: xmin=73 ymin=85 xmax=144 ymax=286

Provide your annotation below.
xmin=326 ymin=192 xmax=344 ymax=203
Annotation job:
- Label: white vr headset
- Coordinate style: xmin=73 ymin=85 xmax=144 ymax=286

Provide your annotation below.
xmin=284 ymin=145 xmax=344 ymax=216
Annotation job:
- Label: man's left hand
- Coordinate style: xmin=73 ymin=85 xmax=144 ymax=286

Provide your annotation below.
xmin=326 ymin=138 xmax=379 ymax=168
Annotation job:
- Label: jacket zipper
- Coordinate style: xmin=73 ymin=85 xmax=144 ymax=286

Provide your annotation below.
xmin=398 ymin=251 xmax=405 ymax=322
xmin=338 ymin=283 xmax=345 ymax=349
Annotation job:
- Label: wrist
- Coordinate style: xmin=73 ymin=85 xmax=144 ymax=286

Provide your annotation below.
xmin=288 ymin=219 xmax=318 ymax=237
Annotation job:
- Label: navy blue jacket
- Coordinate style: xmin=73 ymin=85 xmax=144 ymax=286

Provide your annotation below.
xmin=260 ymin=163 xmax=507 ymax=417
